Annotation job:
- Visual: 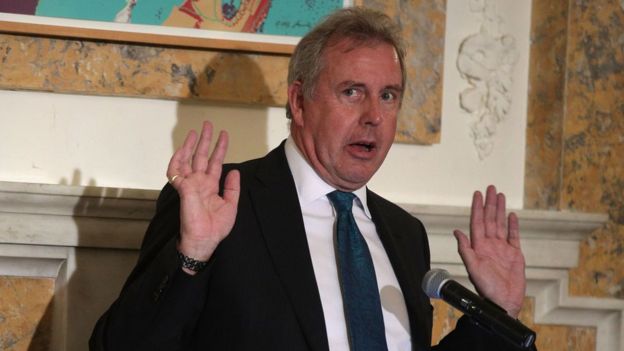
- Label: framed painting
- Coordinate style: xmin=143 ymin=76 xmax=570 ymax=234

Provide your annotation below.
xmin=0 ymin=0 xmax=352 ymax=54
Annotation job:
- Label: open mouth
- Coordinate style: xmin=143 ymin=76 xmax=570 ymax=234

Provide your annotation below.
xmin=350 ymin=142 xmax=376 ymax=152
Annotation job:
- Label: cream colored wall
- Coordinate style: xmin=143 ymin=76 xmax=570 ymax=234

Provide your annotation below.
xmin=0 ymin=0 xmax=531 ymax=209
xmin=0 ymin=90 xmax=288 ymax=189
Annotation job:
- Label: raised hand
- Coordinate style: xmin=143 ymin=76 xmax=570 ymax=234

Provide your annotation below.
xmin=453 ymin=185 xmax=526 ymax=317
xmin=166 ymin=121 xmax=240 ymax=274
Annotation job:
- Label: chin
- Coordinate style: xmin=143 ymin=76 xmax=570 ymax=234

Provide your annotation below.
xmin=340 ymin=173 xmax=374 ymax=188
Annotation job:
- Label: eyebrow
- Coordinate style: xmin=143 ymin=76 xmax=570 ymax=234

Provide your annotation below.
xmin=384 ymin=84 xmax=404 ymax=93
xmin=337 ymin=80 xmax=362 ymax=89
xmin=337 ymin=81 xmax=403 ymax=93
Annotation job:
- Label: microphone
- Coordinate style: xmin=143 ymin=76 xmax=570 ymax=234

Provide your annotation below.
xmin=422 ymin=269 xmax=536 ymax=349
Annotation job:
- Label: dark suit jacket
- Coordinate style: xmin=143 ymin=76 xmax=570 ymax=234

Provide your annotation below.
xmin=90 ymin=142 xmax=522 ymax=351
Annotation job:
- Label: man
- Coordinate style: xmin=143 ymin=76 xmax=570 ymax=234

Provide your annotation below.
xmin=91 ymin=7 xmax=530 ymax=351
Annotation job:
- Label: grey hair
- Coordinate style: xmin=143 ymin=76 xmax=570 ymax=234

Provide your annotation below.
xmin=285 ymin=7 xmax=407 ymax=119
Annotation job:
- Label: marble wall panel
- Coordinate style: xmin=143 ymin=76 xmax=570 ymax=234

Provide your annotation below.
xmin=0 ymin=34 xmax=288 ymax=106
xmin=524 ymin=0 xmax=568 ymax=209
xmin=430 ymin=299 xmax=460 ymax=344
xmin=570 ymin=222 xmax=624 ymax=298
xmin=561 ymin=0 xmax=624 ymax=214
xmin=561 ymin=0 xmax=624 ymax=300
xmin=0 ymin=277 xmax=54 ymax=351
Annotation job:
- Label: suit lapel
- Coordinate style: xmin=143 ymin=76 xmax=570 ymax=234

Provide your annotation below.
xmin=249 ymin=144 xmax=329 ymax=351
xmin=367 ymin=190 xmax=432 ymax=351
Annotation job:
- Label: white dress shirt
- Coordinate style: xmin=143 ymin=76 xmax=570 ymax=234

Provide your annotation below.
xmin=284 ymin=137 xmax=411 ymax=351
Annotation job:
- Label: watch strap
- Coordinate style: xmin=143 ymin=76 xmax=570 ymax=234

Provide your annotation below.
xmin=177 ymin=250 xmax=209 ymax=272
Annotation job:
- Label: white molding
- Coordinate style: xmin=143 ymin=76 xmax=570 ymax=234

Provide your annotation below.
xmin=402 ymin=203 xmax=607 ymax=270
xmin=0 ymin=181 xmax=155 ymax=248
xmin=0 ymin=255 xmax=64 ymax=278
xmin=0 ymin=181 xmax=618 ymax=350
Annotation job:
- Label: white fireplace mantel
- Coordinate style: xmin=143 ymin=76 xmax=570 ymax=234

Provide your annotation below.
xmin=0 ymin=181 xmax=618 ymax=350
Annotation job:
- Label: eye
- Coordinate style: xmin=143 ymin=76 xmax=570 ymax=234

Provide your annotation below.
xmin=343 ymin=88 xmax=359 ymax=97
xmin=381 ymin=91 xmax=396 ymax=102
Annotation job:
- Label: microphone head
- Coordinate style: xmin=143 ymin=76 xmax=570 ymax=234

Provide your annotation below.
xmin=422 ymin=269 xmax=451 ymax=299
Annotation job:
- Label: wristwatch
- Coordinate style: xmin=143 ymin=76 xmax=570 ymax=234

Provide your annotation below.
xmin=177 ymin=250 xmax=209 ymax=272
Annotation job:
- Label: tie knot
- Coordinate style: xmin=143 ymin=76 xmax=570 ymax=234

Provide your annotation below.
xmin=327 ymin=190 xmax=356 ymax=213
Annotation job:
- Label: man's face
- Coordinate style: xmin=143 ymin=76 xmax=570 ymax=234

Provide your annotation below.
xmin=289 ymin=38 xmax=403 ymax=191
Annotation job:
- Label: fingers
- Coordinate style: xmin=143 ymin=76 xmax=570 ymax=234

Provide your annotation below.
xmin=191 ymin=121 xmax=214 ymax=173
xmin=507 ymin=212 xmax=521 ymax=248
xmin=454 ymin=230 xmax=477 ymax=269
xmin=206 ymin=130 xmax=229 ymax=181
xmin=484 ymin=185 xmax=498 ymax=238
xmin=469 ymin=190 xmax=485 ymax=244
xmin=495 ymin=191 xmax=507 ymax=239
xmin=167 ymin=130 xmax=198 ymax=184
xmin=166 ymin=121 xmax=232 ymax=186
xmin=478 ymin=185 xmax=509 ymax=240
xmin=223 ymin=169 xmax=241 ymax=206
xmin=470 ymin=185 xmax=515 ymax=243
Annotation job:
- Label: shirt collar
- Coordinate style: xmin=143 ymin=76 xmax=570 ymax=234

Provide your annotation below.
xmin=284 ymin=136 xmax=371 ymax=218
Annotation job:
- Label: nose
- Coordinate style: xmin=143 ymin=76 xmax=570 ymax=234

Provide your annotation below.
xmin=361 ymin=98 xmax=382 ymax=126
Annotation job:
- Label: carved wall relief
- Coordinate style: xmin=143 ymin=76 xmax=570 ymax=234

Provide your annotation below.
xmin=456 ymin=0 xmax=519 ymax=159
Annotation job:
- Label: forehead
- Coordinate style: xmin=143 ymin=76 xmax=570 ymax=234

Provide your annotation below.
xmin=323 ymin=36 xmax=397 ymax=60
xmin=319 ymin=38 xmax=402 ymax=84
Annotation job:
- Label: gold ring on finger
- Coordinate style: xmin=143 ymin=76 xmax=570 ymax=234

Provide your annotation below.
xmin=168 ymin=174 xmax=181 ymax=184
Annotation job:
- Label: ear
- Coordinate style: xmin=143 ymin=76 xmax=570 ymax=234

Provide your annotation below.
xmin=287 ymin=81 xmax=305 ymax=127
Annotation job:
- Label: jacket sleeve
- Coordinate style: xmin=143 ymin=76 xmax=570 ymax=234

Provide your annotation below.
xmin=89 ymin=184 xmax=214 ymax=351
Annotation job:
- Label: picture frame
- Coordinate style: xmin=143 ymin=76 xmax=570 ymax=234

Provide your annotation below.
xmin=0 ymin=1 xmax=353 ymax=54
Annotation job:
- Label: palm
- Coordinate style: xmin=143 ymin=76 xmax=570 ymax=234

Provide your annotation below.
xmin=178 ymin=173 xmax=237 ymax=244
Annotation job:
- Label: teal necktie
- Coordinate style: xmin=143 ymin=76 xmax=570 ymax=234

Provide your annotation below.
xmin=327 ymin=190 xmax=388 ymax=351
